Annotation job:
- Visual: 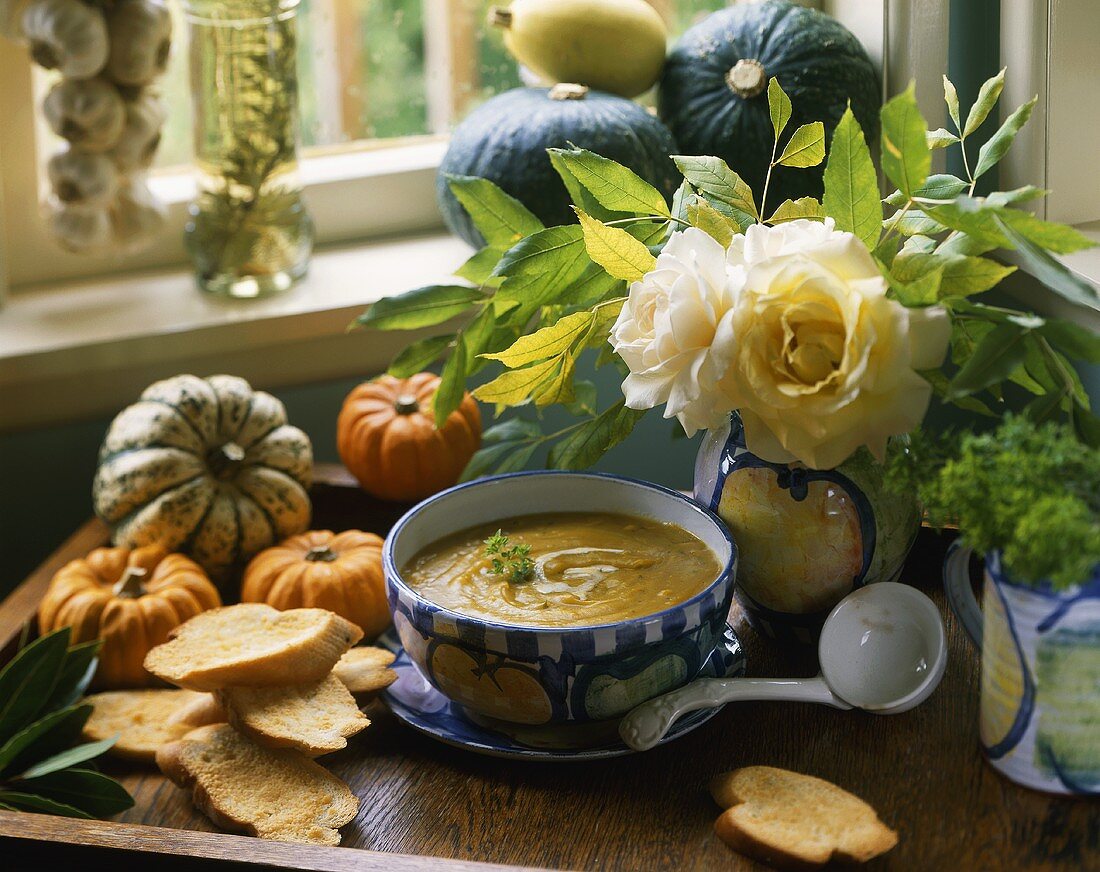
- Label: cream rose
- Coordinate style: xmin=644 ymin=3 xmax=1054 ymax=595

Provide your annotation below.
xmin=610 ymin=227 xmax=746 ymax=436
xmin=721 ymin=219 xmax=950 ymax=469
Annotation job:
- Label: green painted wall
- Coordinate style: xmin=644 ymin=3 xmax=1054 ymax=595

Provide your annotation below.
xmin=947 ymin=0 xmax=1001 ymax=192
xmin=7 ymin=347 xmax=1095 ymax=597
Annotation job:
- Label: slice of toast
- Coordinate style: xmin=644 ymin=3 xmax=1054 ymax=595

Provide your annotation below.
xmin=156 ymin=724 xmax=359 ymax=845
xmin=144 ymin=604 xmax=363 ymax=691
xmin=710 ymin=766 xmax=898 ymax=870
xmin=217 ymin=673 xmax=370 ymax=757
xmin=167 ymin=692 xmax=226 ymax=728
xmin=165 ymin=648 xmax=395 ymax=734
xmin=83 ymin=689 xmax=208 ymax=763
xmin=332 ymin=646 xmax=398 ymax=696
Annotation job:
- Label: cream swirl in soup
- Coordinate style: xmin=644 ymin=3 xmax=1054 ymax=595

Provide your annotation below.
xmin=401 ymin=512 xmax=720 ymax=627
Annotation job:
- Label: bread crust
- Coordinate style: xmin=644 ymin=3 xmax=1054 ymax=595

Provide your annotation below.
xmin=217 ymin=674 xmax=370 ymax=757
xmin=144 ymin=604 xmax=363 ymax=691
xmin=83 ymin=689 xmax=208 ymax=763
xmin=156 ymin=724 xmax=358 ymax=846
xmin=332 ymin=646 xmax=398 ymax=696
xmin=710 ymin=766 xmax=898 ymax=870
xmin=167 ymin=693 xmax=227 ymax=728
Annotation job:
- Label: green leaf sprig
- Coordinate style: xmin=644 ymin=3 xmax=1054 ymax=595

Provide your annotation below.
xmin=889 ymin=416 xmax=1100 ymax=589
xmin=0 ymin=629 xmax=133 ymax=819
xmin=484 ymin=530 xmax=535 ymax=583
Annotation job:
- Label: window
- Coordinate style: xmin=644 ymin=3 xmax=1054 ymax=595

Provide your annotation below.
xmin=1000 ymin=0 xmax=1100 ymax=305
xmin=1000 ymin=0 xmax=1100 ymax=228
xmin=0 ymin=0 xmax=732 ymax=290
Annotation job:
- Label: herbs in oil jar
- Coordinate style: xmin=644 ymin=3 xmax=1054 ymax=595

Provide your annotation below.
xmin=183 ymin=0 xmax=313 ymax=298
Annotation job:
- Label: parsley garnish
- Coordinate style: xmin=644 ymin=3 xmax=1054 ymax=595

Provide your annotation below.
xmin=888 ymin=416 xmax=1100 ymax=589
xmin=484 ymin=530 xmax=535 ymax=583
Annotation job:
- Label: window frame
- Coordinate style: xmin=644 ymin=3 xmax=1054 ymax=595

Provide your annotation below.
xmin=0 ymin=0 xmax=955 ymax=292
xmin=999 ymin=0 xmax=1100 ymax=307
xmin=1000 ymin=0 xmax=1100 ymax=227
xmin=0 ymin=46 xmax=448 ymax=291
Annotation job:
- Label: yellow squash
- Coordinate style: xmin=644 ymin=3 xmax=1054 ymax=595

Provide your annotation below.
xmin=489 ymin=0 xmax=667 ymax=98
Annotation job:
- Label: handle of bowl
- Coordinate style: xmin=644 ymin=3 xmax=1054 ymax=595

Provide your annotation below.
xmin=619 ymin=675 xmax=846 ymax=752
xmin=944 ymin=540 xmax=983 ymax=648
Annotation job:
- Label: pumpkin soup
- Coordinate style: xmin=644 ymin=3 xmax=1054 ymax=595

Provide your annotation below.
xmin=401 ymin=512 xmax=720 ymax=627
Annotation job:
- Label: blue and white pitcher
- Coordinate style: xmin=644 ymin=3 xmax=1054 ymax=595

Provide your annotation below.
xmin=944 ymin=544 xmax=1100 ymax=795
xmin=694 ymin=413 xmax=920 ymax=643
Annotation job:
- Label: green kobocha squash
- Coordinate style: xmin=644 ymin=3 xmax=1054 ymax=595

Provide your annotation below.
xmin=437 ymin=84 xmax=679 ymax=247
xmin=92 ymin=374 xmax=313 ymax=581
xmin=658 ymin=1 xmax=880 ymax=206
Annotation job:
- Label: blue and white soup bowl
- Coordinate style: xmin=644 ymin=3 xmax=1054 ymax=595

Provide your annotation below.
xmin=383 ymin=472 xmax=737 ymax=732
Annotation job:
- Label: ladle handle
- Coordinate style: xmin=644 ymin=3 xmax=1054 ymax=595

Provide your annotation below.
xmin=619 ymin=675 xmax=844 ymax=752
xmin=943 ymin=542 xmax=982 ymax=648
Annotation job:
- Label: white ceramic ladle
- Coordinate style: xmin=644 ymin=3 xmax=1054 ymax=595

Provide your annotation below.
xmin=619 ymin=582 xmax=947 ymax=752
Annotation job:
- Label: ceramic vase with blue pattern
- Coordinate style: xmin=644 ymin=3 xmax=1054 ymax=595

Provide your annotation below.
xmin=694 ymin=413 xmax=921 ymax=643
xmin=945 ymin=545 xmax=1100 ymax=795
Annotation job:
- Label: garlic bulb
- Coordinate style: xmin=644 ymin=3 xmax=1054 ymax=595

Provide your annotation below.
xmin=48 ymin=149 xmax=118 ymax=205
xmin=109 ymin=176 xmax=165 ymax=251
xmin=43 ymin=77 xmax=125 ymax=152
xmin=51 ymin=204 xmax=111 ymax=253
xmin=105 ymin=0 xmax=171 ymax=87
xmin=23 ymin=0 xmax=109 ymax=79
xmin=0 ymin=0 xmax=33 ymax=41
xmin=109 ymin=90 xmax=166 ymax=171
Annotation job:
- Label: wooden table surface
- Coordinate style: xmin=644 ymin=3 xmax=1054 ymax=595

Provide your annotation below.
xmin=1 ymin=467 xmax=1096 ymax=871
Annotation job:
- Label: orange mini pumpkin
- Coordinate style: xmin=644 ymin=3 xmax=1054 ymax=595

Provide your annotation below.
xmin=337 ymin=372 xmax=481 ymax=502
xmin=37 ymin=544 xmax=221 ymax=688
xmin=241 ymin=529 xmax=391 ymax=639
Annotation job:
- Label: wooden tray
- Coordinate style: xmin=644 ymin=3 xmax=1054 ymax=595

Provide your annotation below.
xmin=1 ymin=466 xmax=1094 ymax=871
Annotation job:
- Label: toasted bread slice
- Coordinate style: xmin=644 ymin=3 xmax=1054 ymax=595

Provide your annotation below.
xmin=156 ymin=724 xmax=358 ymax=845
xmin=217 ymin=673 xmax=369 ymax=757
xmin=83 ymin=689 xmax=208 ymax=763
xmin=144 ymin=604 xmax=363 ymax=691
xmin=332 ymin=646 xmax=398 ymax=696
xmin=167 ymin=692 xmax=226 ymax=728
xmin=710 ymin=767 xmax=898 ymax=870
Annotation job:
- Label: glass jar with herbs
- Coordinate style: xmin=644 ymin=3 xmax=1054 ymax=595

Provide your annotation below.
xmin=182 ymin=0 xmax=312 ymax=298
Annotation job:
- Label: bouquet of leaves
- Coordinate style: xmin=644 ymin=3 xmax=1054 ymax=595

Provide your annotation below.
xmin=355 ymin=69 xmax=1099 ymax=474
xmin=0 ymin=628 xmax=132 ymax=819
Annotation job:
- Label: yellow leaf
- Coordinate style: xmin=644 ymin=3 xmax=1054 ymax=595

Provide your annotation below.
xmin=687 ymin=198 xmax=740 ymax=245
xmin=777 ymin=122 xmax=826 ymax=168
xmin=585 ymin=300 xmax=625 ymax=348
xmin=481 ymin=311 xmax=592 ymax=367
xmin=576 ymin=210 xmax=656 ymax=283
xmin=533 ymin=355 xmax=576 ymax=408
xmin=472 ymin=356 xmax=561 ymax=406
xmin=768 ymin=197 xmax=826 ymax=225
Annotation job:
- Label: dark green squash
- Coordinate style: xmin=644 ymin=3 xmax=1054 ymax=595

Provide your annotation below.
xmin=658 ymin=1 xmax=881 ymax=208
xmin=437 ymin=85 xmax=679 ymax=247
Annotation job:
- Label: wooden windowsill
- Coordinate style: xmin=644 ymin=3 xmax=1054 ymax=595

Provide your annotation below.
xmin=0 ymin=231 xmax=471 ymax=432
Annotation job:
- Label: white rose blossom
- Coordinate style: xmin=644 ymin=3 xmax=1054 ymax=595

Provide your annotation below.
xmin=610 ymin=219 xmax=952 ymax=469
xmin=609 ymin=228 xmax=745 ymax=436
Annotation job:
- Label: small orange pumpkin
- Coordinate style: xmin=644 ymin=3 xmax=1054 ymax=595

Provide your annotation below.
xmin=241 ymin=529 xmax=391 ymax=639
xmin=37 ymin=544 xmax=221 ymax=688
xmin=337 ymin=372 xmax=481 ymax=502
